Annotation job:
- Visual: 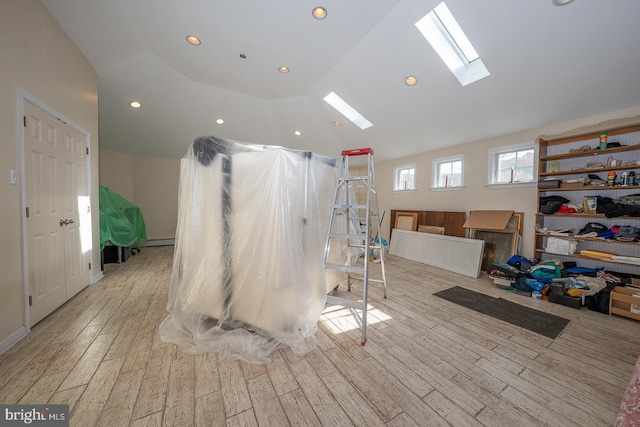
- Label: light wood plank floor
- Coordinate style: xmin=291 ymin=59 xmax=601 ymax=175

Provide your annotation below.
xmin=1 ymin=245 xmax=639 ymax=426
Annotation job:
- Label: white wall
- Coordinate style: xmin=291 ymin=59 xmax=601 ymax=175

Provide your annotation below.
xmin=0 ymin=0 xmax=99 ymax=346
xmin=99 ymin=149 xmax=180 ymax=241
xmin=377 ymin=105 xmax=640 ymax=259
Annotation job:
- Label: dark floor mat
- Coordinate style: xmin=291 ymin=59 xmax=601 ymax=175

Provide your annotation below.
xmin=433 ymin=286 xmax=570 ymax=339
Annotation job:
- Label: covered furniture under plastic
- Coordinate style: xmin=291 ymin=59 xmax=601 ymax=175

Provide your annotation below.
xmin=159 ymin=136 xmax=339 ymax=363
xmin=99 ymin=185 xmax=147 ymax=251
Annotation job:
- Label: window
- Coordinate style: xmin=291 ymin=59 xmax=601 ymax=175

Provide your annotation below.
xmin=488 ymin=143 xmax=536 ymax=185
xmin=432 ymin=155 xmax=463 ymax=189
xmin=393 ymin=164 xmax=416 ymax=191
xmin=415 ymin=2 xmax=490 ymax=86
xmin=323 ymin=91 xmax=373 ymax=130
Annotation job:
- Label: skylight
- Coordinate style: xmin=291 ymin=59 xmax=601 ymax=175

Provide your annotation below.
xmin=415 ymin=1 xmax=489 ymax=86
xmin=323 ymin=92 xmax=373 ymax=130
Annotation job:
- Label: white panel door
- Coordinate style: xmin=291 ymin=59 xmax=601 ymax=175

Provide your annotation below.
xmin=61 ymin=124 xmax=90 ymax=298
xmin=24 ymin=101 xmax=90 ymax=325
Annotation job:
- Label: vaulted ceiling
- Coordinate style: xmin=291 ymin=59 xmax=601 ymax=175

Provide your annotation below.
xmin=41 ymin=0 xmax=640 ymax=162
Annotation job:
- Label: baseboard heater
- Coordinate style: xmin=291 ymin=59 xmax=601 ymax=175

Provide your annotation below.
xmin=142 ymin=238 xmax=175 ymax=247
xmin=389 ymin=229 xmax=484 ymax=278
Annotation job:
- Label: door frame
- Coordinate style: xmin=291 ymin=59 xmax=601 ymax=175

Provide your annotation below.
xmin=18 ymin=88 xmax=94 ymax=332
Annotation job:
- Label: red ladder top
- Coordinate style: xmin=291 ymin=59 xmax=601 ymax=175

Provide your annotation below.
xmin=341 ymin=148 xmax=374 ymax=156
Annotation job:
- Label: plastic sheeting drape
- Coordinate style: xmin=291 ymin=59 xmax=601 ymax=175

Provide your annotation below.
xmin=99 ymin=185 xmax=147 ymax=251
xmin=159 ymin=136 xmax=340 ymax=364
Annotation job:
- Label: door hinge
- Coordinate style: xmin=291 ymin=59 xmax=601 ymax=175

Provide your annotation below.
xmin=86 ymin=147 xmax=89 ymax=155
xmin=88 ymin=262 xmax=92 ymax=270
xmin=26 ymin=207 xmax=29 ymax=218
xmin=23 ymin=116 xmax=27 ymax=127
xmin=29 ymin=295 xmax=32 ymax=306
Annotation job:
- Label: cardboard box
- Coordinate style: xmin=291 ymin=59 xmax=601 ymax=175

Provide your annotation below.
xmin=463 ymin=210 xmax=514 ymax=230
xmin=418 ymin=225 xmax=445 ymax=235
xmin=492 ymin=277 xmax=514 ymax=287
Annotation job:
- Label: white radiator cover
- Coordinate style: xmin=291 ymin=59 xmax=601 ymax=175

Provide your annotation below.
xmin=389 ymin=229 xmax=484 ymax=278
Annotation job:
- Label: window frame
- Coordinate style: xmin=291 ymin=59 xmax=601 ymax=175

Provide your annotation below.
xmin=487 ymin=142 xmax=537 ymax=187
xmin=431 ymin=154 xmax=464 ymax=190
xmin=393 ymin=163 xmax=416 ymax=192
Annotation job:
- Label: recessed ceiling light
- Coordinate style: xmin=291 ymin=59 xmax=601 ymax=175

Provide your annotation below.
xmin=186 ymin=35 xmax=201 ymax=46
xmin=552 ymin=0 xmax=574 ymax=5
xmin=312 ymin=7 xmax=327 ymax=20
xmin=278 ymin=66 xmax=289 ymax=73
xmin=216 ymin=118 xmax=224 ymax=125
xmin=129 ymin=101 xmax=142 ymax=109
xmin=294 ymin=131 xmax=302 ymax=136
xmin=333 ymin=121 xmax=341 ymax=127
xmin=405 ymin=76 xmax=418 ymax=86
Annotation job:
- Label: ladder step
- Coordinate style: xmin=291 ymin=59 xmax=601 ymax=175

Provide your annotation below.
xmin=349 ymin=244 xmax=383 ymax=249
xmin=328 ymin=233 xmax=366 ymax=240
xmin=333 ymin=204 xmax=368 ymax=209
xmin=341 ymin=148 xmax=374 ymax=156
xmin=339 ymin=176 xmax=369 ymax=182
xmin=326 ymin=295 xmax=365 ymax=311
xmin=351 ymin=215 xmax=378 ymax=221
xmin=325 ymin=263 xmax=365 ymax=274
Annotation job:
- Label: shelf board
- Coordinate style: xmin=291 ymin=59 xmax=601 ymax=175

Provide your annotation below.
xmin=535 ymin=213 xmax=639 ymax=218
xmin=539 ymin=143 xmax=640 ymax=161
xmin=610 ymin=307 xmax=640 ymax=322
xmin=535 ymin=232 xmax=640 ymax=245
xmin=534 ymin=249 xmax=640 ymax=266
xmin=538 ymin=185 xmax=640 ymax=192
xmin=540 ymin=164 xmax=640 ymax=177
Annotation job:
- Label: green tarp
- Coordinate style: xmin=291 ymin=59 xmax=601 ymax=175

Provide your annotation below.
xmin=99 ymin=185 xmax=147 ymax=250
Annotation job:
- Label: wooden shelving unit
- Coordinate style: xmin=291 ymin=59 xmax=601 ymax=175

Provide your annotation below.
xmin=609 ymin=286 xmax=640 ymax=321
xmin=535 ymin=124 xmax=640 ymax=275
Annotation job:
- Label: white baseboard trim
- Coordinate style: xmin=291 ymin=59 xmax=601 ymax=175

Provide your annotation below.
xmin=0 ymin=326 xmax=27 ymax=355
xmin=92 ymin=271 xmax=104 ymax=284
xmin=142 ymin=239 xmax=175 ymax=247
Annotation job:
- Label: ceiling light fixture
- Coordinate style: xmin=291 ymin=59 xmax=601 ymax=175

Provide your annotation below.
xmin=216 ymin=118 xmax=224 ymax=125
xmin=239 ymin=53 xmax=247 ymax=59
xmin=332 ymin=121 xmax=341 ymax=127
xmin=552 ymin=0 xmax=575 ymax=5
xmin=129 ymin=101 xmax=142 ymax=109
xmin=312 ymin=7 xmax=327 ymax=20
xmin=278 ymin=66 xmax=289 ymax=73
xmin=186 ymin=35 xmax=201 ymax=46
xmin=405 ymin=76 xmax=418 ymax=86
xmin=294 ymin=131 xmax=302 ymax=136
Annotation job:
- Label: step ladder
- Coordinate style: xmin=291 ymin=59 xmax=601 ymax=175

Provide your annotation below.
xmin=324 ymin=148 xmax=387 ymax=346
